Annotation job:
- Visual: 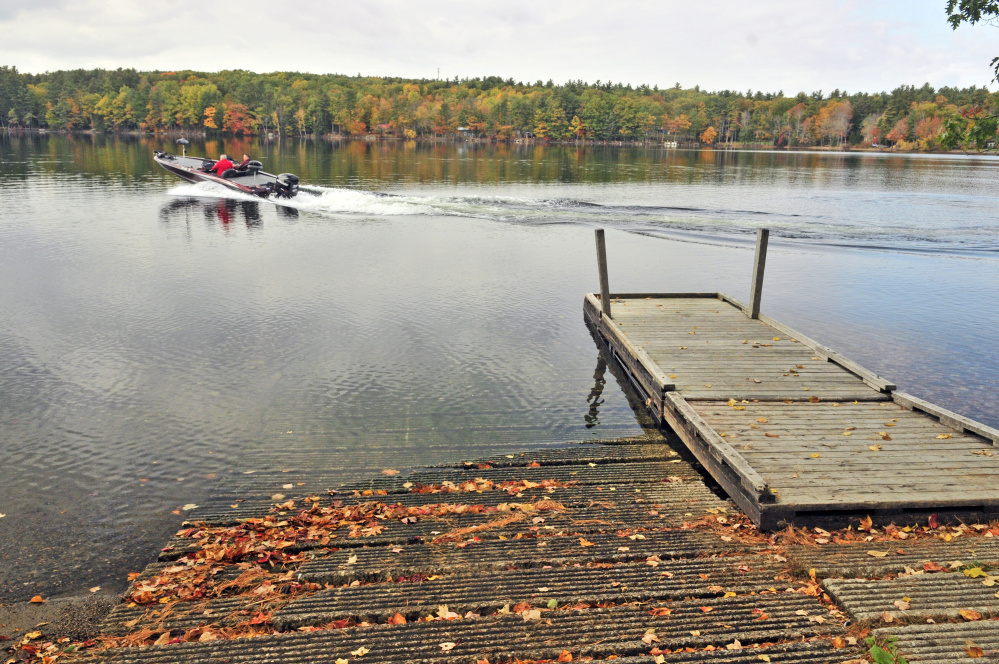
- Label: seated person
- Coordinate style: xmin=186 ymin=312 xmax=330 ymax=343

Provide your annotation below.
xmin=235 ymin=154 xmax=252 ymax=171
xmin=209 ymin=154 xmax=234 ymax=176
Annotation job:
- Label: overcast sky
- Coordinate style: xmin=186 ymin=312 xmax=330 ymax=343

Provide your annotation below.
xmin=1 ymin=0 xmax=996 ymax=93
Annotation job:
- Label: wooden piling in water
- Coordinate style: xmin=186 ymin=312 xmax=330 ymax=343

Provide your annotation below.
xmin=749 ymin=228 xmax=769 ymax=319
xmin=594 ymin=229 xmax=611 ymax=317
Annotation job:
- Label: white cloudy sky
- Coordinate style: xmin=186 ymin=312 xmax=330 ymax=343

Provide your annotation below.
xmin=1 ymin=0 xmax=996 ymax=92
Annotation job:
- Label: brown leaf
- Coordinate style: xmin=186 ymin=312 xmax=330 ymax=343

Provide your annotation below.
xmin=382 ymin=469 xmax=400 ymax=476
xmin=966 ymin=646 xmax=985 ymax=658
xmin=764 ymin=432 xmax=779 ymax=438
xmin=388 ymin=612 xmax=406 ymax=625
xmin=809 ymin=396 xmax=820 ymax=402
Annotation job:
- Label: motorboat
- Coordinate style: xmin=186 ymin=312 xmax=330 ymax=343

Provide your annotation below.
xmin=153 ymin=139 xmax=300 ymax=199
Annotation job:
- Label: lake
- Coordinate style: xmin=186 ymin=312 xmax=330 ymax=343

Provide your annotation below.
xmin=1 ymin=134 xmax=997 ymax=601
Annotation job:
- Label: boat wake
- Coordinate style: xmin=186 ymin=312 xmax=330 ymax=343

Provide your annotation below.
xmin=166 ymin=182 xmax=999 ymax=256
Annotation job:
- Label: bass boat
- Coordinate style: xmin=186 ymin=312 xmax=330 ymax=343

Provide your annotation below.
xmin=153 ymin=139 xmax=300 ymax=199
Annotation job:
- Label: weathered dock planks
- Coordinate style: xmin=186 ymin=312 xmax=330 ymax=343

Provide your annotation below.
xmin=584 ymin=292 xmax=999 ymax=529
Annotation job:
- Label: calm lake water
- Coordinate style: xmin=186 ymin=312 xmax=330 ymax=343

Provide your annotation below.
xmin=1 ymin=135 xmax=998 ymax=601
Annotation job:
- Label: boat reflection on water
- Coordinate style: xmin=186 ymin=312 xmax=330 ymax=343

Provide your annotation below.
xmin=159 ymin=198 xmax=298 ymax=230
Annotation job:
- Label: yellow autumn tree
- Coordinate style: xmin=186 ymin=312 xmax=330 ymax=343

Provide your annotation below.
xmin=203 ymin=106 xmax=218 ymax=129
xmin=699 ymin=126 xmax=718 ymax=144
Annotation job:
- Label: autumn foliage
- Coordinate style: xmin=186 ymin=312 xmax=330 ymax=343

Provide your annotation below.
xmin=1 ymin=67 xmax=997 ymax=150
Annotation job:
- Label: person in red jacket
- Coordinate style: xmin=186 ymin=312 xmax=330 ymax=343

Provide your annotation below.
xmin=210 ymin=154 xmax=234 ymax=177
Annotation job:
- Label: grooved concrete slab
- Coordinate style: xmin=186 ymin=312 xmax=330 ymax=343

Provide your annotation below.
xmin=787 ymin=538 xmax=999 ymax=578
xmin=86 ymin=596 xmax=837 ymax=663
xmin=874 ymin=621 xmax=999 ymax=663
xmin=185 ymin=480 xmax=728 ymax=527
xmin=276 ymin=556 xmax=781 ymax=629
xmin=824 ymin=574 xmax=999 ymax=621
xmin=161 ymin=502 xmax=726 ymax=562
xmin=295 ymin=530 xmax=745 ymax=585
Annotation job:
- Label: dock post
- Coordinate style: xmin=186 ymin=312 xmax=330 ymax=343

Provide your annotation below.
xmin=749 ymin=228 xmax=769 ymax=319
xmin=595 ymin=229 xmax=611 ymax=317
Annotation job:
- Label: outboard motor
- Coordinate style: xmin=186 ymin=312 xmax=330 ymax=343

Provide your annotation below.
xmin=275 ymin=173 xmax=300 ymax=198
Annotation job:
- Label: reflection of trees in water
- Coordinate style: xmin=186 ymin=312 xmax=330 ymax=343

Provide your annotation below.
xmin=1 ymin=134 xmax=968 ymax=191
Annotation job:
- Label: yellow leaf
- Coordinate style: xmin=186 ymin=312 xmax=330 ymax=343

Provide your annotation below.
xmin=959 ymin=609 xmax=982 ymax=621
xmin=867 ymin=550 xmax=889 ymax=557
xmin=723 ymin=591 xmax=737 ymax=598
xmin=756 ymin=418 xmax=768 ymax=423
xmin=937 ymin=434 xmax=953 ymax=439
xmin=966 ymin=646 xmax=985 ymax=658
xmin=579 ymin=537 xmax=594 ymax=547
xmin=734 ymin=406 xmax=746 ymax=410
xmin=773 ymin=337 xmax=780 ymax=341
xmin=758 ymin=656 xmax=771 ymax=663
xmin=843 ymin=431 xmax=852 ymax=436
xmin=869 ymin=444 xmax=882 ymax=451
xmin=669 ymin=374 xmax=677 ymax=379
xmin=810 ymin=453 xmax=820 ymax=458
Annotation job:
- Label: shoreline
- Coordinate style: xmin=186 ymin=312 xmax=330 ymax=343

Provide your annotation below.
xmin=1 ymin=127 xmax=991 ymax=156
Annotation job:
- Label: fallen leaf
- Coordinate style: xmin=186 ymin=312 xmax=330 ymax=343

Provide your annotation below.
xmin=29 ymin=596 xmax=45 ymax=603
xmin=388 ymin=612 xmax=406 ymax=625
xmin=382 ymin=469 xmax=400 ymax=476
xmin=521 ymin=609 xmax=542 ymax=621
xmin=557 ymin=650 xmax=573 ymax=662
xmin=810 ymin=453 xmax=820 ymax=458
xmin=831 ymin=636 xmax=846 ymax=648
xmin=351 ymin=645 xmax=370 ymax=656
xmin=764 ymin=432 xmax=779 ymax=438
xmin=89 ymin=586 xmax=101 ymax=593
xmin=756 ymin=417 xmax=768 ymax=423
xmin=928 ymin=513 xmax=940 ymax=529
xmin=809 ymin=396 xmax=820 ymax=402
xmin=579 ymin=537 xmax=594 ymax=547
xmin=937 ymin=433 xmax=953 ymax=439
xmin=700 ymin=606 xmax=714 ymax=613
xmin=181 ymin=503 xmax=198 ymax=511
xmin=893 ymin=599 xmax=910 ymax=610
xmin=966 ymin=646 xmax=985 ymax=658
xmin=881 ymin=611 xmax=894 ymax=623
xmin=867 ymin=550 xmax=889 ymax=558
xmin=440 ymin=642 xmax=456 ymax=652
xmin=758 ymin=656 xmax=771 ymax=663
xmin=964 ymin=567 xmax=987 ymax=578
xmin=869 ymin=444 xmax=882 ymax=451
xmin=959 ymin=609 xmax=982 ymax=621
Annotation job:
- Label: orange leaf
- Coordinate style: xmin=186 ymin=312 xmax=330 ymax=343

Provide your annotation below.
xmin=557 ymin=650 xmax=573 ymax=662
xmin=959 ymin=609 xmax=982 ymax=621
xmin=527 ymin=461 xmax=541 ymax=468
xmin=966 ymin=646 xmax=985 ymax=658
xmin=700 ymin=606 xmax=714 ymax=613
xmin=382 ymin=469 xmax=400 ymax=476
xmin=29 ymin=596 xmax=45 ymax=603
xmin=389 ymin=612 xmax=407 ymax=624
xmin=579 ymin=537 xmax=594 ymax=547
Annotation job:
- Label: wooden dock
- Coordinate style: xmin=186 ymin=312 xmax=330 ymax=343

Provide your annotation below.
xmin=584 ymin=233 xmax=999 ymax=530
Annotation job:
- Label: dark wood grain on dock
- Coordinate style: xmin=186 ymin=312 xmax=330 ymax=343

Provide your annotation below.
xmin=584 ymin=292 xmax=999 ymax=529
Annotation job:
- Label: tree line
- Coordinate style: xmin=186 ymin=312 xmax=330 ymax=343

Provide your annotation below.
xmin=1 ymin=66 xmax=997 ymax=150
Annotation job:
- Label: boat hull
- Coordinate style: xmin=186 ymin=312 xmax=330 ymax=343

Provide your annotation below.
xmin=153 ymin=151 xmax=299 ymax=198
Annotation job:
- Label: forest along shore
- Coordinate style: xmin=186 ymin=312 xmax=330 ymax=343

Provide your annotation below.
xmin=2 ymin=432 xmax=998 ymax=663
xmin=1 ymin=66 xmax=995 ymax=151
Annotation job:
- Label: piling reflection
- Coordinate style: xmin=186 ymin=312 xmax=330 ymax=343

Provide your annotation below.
xmin=584 ymin=356 xmax=607 ymax=429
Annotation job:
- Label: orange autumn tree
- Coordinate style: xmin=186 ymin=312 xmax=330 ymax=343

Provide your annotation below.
xmin=203 ymin=106 xmax=218 ymax=129
xmin=699 ymin=126 xmax=718 ymax=144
